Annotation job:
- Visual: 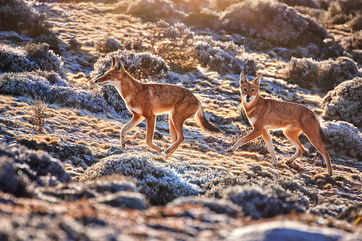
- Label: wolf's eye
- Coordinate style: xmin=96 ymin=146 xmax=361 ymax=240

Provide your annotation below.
xmin=251 ymin=89 xmax=255 ymax=92
xmin=243 ymin=88 xmax=248 ymax=92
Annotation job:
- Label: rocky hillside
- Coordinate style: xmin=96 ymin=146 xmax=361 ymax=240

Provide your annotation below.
xmin=0 ymin=0 xmax=361 ymax=240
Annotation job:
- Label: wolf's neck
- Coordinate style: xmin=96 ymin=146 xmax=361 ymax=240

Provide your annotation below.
xmin=243 ymin=95 xmax=260 ymax=112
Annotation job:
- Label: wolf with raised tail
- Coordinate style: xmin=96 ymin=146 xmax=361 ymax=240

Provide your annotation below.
xmin=94 ymin=57 xmax=221 ymax=158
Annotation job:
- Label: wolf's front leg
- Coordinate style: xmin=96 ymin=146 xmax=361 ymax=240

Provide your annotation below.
xmin=120 ymin=114 xmax=143 ymax=148
xmin=229 ymin=128 xmax=262 ymax=152
xmin=261 ymin=129 xmax=278 ymax=165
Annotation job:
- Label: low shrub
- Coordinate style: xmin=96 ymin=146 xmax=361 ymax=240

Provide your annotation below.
xmin=0 ymin=0 xmax=52 ymax=37
xmin=91 ymin=49 xmax=169 ymax=81
xmin=322 ymin=77 xmax=362 ymax=128
xmin=322 ymin=121 xmax=362 ymax=159
xmin=0 ymin=43 xmax=63 ymax=74
xmin=195 ymin=35 xmax=256 ymax=74
xmin=80 ymin=153 xmax=199 ymax=205
xmin=348 ymin=15 xmax=362 ymax=32
xmin=284 ymin=56 xmax=359 ymax=91
xmin=327 ymin=0 xmax=362 ymax=25
xmin=0 ymin=71 xmax=117 ymax=114
xmin=126 ymin=0 xmax=186 ymax=20
xmin=341 ymin=31 xmax=362 ymax=50
xmin=96 ymin=37 xmax=122 ymax=53
xmin=150 ymin=22 xmax=199 ymax=72
xmin=220 ymin=0 xmax=327 ymax=47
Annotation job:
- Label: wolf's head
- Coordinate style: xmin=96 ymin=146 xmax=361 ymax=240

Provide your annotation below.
xmin=239 ymin=72 xmax=262 ymax=104
xmin=94 ymin=57 xmax=127 ymax=86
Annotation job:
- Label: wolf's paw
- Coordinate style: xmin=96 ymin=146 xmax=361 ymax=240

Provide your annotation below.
xmin=286 ymin=161 xmax=302 ymax=170
xmin=227 ymin=146 xmax=237 ymax=152
xmin=153 ymin=146 xmax=162 ymax=153
xmin=120 ymin=140 xmax=126 ymax=149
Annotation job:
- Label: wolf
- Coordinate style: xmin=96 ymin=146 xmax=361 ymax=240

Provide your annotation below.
xmin=229 ymin=72 xmax=332 ymax=175
xmin=94 ymin=57 xmax=220 ymax=158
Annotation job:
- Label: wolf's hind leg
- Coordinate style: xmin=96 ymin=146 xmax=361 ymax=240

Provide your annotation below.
xmin=283 ymin=128 xmax=304 ymax=165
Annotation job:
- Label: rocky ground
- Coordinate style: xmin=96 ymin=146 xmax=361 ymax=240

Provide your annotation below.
xmin=0 ymin=0 xmax=361 ymax=240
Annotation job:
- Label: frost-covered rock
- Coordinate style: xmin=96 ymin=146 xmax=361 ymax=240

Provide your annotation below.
xmin=225 ymin=221 xmax=353 ymax=241
xmin=0 ymin=156 xmax=32 ymax=197
xmin=195 ymin=36 xmax=256 ymax=75
xmin=39 ymin=175 xmax=138 ymax=202
xmin=322 ymin=77 xmax=362 ymax=127
xmin=0 ymin=43 xmax=63 ymax=74
xmin=224 ymin=184 xmax=310 ymax=219
xmin=170 ymin=196 xmax=243 ymax=217
xmin=97 ymin=191 xmax=148 ymax=209
xmin=322 ymin=121 xmax=362 ymax=159
xmin=0 ymin=143 xmax=70 ymax=197
xmin=285 ymin=57 xmax=359 ymax=91
xmin=220 ymin=0 xmax=327 ymax=46
xmin=80 ymin=154 xmax=199 ymax=204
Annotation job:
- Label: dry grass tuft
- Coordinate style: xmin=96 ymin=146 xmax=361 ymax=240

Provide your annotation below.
xmin=30 ymin=99 xmax=47 ymax=133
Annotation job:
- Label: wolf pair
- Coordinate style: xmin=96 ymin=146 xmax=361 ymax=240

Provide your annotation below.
xmin=95 ymin=57 xmax=332 ymax=176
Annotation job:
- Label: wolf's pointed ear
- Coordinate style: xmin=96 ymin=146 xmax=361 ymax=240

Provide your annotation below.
xmin=111 ymin=57 xmax=116 ymax=68
xmin=239 ymin=72 xmax=248 ymax=84
xmin=114 ymin=59 xmax=123 ymax=72
xmin=252 ymin=73 xmax=262 ymax=85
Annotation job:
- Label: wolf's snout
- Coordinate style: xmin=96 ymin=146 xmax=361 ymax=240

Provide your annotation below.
xmin=94 ymin=78 xmax=100 ymax=84
xmin=245 ymin=95 xmax=251 ymax=102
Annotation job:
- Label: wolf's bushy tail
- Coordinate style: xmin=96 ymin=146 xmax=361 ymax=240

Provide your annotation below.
xmin=195 ymin=105 xmax=221 ymax=133
xmin=319 ymin=126 xmax=331 ymax=145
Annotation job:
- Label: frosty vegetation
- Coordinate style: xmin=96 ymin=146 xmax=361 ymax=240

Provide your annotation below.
xmin=322 ymin=121 xmax=362 ymax=159
xmin=91 ymin=49 xmax=170 ymax=80
xmin=0 ymin=43 xmax=63 ymax=74
xmin=126 ymin=0 xmax=186 ymax=20
xmin=224 ymin=184 xmax=309 ymax=219
xmin=0 ymin=0 xmax=361 ymax=238
xmin=0 ymin=0 xmax=51 ymax=37
xmin=322 ymin=77 xmax=362 ymax=128
xmin=95 ymin=37 xmax=122 ymax=53
xmin=80 ymin=154 xmax=199 ymax=205
xmin=220 ymin=0 xmax=327 ymax=46
xmin=0 ymin=71 xmax=116 ymax=114
xmin=195 ymin=35 xmax=256 ymax=75
xmin=285 ymin=56 xmax=360 ymax=91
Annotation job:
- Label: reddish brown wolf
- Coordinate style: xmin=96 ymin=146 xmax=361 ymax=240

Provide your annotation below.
xmin=229 ymin=72 xmax=332 ymax=176
xmin=95 ymin=57 xmax=220 ymax=158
